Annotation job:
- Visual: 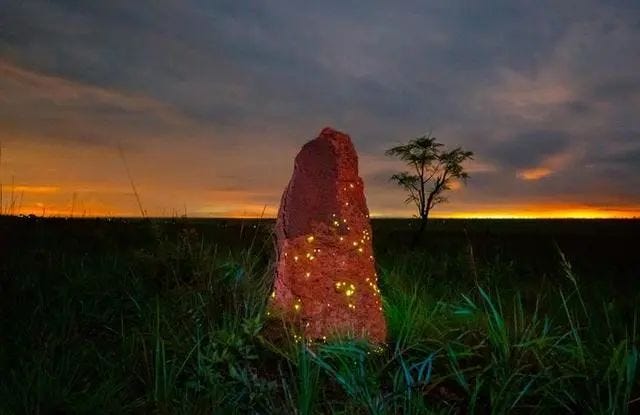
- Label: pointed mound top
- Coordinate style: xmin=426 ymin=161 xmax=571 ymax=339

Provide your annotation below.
xmin=311 ymin=127 xmax=358 ymax=180
xmin=319 ymin=126 xmax=342 ymax=136
xmin=278 ymin=126 xmax=363 ymax=239
xmin=318 ymin=127 xmax=350 ymax=142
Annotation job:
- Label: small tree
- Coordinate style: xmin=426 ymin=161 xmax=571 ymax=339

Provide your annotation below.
xmin=386 ymin=133 xmax=473 ymax=243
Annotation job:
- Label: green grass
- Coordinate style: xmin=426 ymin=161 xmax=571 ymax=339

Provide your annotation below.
xmin=0 ymin=217 xmax=639 ymax=413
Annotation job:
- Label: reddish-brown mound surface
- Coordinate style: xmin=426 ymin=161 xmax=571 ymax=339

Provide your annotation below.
xmin=271 ymin=127 xmax=387 ymax=343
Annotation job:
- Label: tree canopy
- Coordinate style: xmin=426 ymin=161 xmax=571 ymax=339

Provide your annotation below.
xmin=386 ymin=134 xmax=473 ymax=224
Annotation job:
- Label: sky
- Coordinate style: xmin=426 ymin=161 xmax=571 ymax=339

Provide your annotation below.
xmin=1 ymin=0 xmax=640 ymax=218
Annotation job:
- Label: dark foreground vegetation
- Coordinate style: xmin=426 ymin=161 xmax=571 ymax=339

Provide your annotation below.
xmin=1 ymin=216 xmax=639 ymax=414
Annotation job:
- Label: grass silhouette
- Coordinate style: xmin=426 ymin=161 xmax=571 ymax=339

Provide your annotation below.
xmin=0 ymin=217 xmax=638 ymax=413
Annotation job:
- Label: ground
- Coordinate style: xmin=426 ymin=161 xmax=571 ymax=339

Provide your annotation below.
xmin=1 ymin=217 xmax=639 ymax=414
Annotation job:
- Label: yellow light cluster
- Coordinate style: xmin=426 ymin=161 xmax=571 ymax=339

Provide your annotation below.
xmin=280 ymin=202 xmax=384 ymax=320
xmin=335 ymin=281 xmax=357 ymax=298
xmin=365 ymin=275 xmax=381 ymax=297
xmin=368 ymin=280 xmax=381 ymax=295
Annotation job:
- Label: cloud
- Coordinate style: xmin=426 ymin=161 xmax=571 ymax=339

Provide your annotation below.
xmin=10 ymin=185 xmax=60 ymax=194
xmin=0 ymin=59 xmax=199 ymax=148
xmin=590 ymin=78 xmax=640 ymax=103
xmin=489 ymin=130 xmax=572 ymax=170
xmin=516 ymin=168 xmax=553 ymax=181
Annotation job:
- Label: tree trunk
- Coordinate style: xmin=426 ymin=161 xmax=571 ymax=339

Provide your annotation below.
xmin=410 ymin=211 xmax=429 ymax=249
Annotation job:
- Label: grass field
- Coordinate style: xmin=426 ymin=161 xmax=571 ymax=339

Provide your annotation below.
xmin=1 ymin=216 xmax=639 ymax=414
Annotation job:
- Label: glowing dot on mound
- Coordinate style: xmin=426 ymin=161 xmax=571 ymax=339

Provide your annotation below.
xmin=350 ymin=183 xmax=355 ymax=188
xmin=333 ymin=221 xmax=340 ymax=226
xmin=339 ymin=236 xmax=344 ymax=241
xmin=305 ymin=272 xmax=311 ymax=278
xmin=345 ymin=289 xmax=354 ymax=296
xmin=306 ymin=235 xmax=314 ymax=243
xmin=294 ymin=303 xmax=301 ymax=311
xmin=353 ymin=241 xmax=358 ymax=246
xmin=294 ymin=256 xmax=299 ymax=261
xmin=345 ymin=202 xmax=349 ymax=206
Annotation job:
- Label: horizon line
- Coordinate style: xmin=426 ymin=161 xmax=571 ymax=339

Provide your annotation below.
xmin=2 ymin=214 xmax=639 ymax=220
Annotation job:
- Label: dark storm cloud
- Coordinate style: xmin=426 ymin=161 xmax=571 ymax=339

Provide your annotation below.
xmin=603 ymin=148 xmax=640 ymax=168
xmin=0 ymin=0 xmax=571 ymax=128
xmin=2 ymin=0 xmax=640 ymax=214
xmin=564 ymin=101 xmax=592 ymax=116
xmin=591 ymin=79 xmax=640 ymax=103
xmin=489 ymin=130 xmax=572 ymax=169
xmin=585 ymin=130 xmax=640 ymax=176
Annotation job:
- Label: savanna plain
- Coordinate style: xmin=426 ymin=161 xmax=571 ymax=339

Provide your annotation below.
xmin=1 ymin=217 xmax=639 ymax=414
